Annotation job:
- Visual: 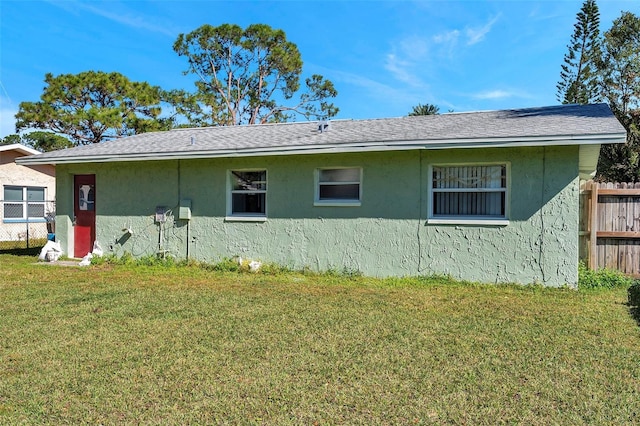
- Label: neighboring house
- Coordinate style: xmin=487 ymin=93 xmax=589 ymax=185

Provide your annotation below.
xmin=0 ymin=144 xmax=56 ymax=242
xmin=17 ymin=103 xmax=626 ymax=286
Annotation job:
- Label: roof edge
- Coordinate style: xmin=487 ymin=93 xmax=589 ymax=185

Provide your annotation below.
xmin=0 ymin=143 xmax=41 ymax=156
xmin=16 ymin=133 xmax=627 ymax=166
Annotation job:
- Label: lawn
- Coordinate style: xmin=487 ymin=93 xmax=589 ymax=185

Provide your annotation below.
xmin=0 ymin=254 xmax=639 ymax=424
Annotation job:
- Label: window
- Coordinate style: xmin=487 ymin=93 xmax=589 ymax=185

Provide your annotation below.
xmin=315 ymin=167 xmax=362 ymax=206
xmin=3 ymin=186 xmax=46 ymax=221
xmin=228 ymin=170 xmax=267 ymax=220
xmin=429 ymin=164 xmax=508 ymax=223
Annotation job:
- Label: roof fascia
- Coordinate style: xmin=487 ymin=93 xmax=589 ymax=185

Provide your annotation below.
xmin=0 ymin=143 xmax=41 ymax=156
xmin=16 ymin=132 xmax=627 ymax=166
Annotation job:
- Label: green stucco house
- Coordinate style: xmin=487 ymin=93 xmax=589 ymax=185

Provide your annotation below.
xmin=18 ymin=103 xmax=626 ymax=286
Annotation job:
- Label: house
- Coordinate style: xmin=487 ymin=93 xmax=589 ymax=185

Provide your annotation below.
xmin=1 ymin=144 xmax=56 ymax=243
xmin=17 ymin=103 xmax=626 ymax=286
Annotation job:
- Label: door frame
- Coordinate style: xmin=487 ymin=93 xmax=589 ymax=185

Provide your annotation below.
xmin=73 ymin=174 xmax=96 ymax=258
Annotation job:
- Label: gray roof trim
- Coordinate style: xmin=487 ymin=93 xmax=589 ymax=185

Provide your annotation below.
xmin=15 ymin=103 xmax=628 ymax=166
xmin=17 ymin=133 xmax=626 ymax=165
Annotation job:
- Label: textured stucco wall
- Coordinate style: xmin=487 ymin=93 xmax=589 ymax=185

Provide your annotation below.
xmin=0 ymin=150 xmax=56 ymax=199
xmin=55 ymin=145 xmax=580 ymax=286
xmin=1 ymin=150 xmax=56 ymax=240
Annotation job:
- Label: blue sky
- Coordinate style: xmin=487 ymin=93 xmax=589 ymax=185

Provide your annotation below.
xmin=0 ymin=0 xmax=637 ymax=137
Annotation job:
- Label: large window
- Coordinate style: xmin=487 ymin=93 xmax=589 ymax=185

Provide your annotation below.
xmin=315 ymin=167 xmax=362 ymax=206
xmin=430 ymin=164 xmax=508 ymax=223
xmin=228 ymin=170 xmax=267 ymax=219
xmin=3 ymin=186 xmax=46 ymax=221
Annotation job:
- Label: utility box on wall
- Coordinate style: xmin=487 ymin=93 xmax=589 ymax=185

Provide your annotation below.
xmin=179 ymin=199 xmax=192 ymax=220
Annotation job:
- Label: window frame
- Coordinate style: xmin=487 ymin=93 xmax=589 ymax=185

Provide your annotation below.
xmin=427 ymin=163 xmax=510 ymax=225
xmin=314 ymin=167 xmax=362 ymax=207
xmin=2 ymin=186 xmax=47 ymax=223
xmin=225 ymin=169 xmax=268 ymax=222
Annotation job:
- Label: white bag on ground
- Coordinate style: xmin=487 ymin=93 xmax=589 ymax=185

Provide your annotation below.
xmin=38 ymin=241 xmax=63 ymax=262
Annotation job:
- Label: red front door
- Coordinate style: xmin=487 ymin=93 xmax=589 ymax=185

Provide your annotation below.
xmin=74 ymin=174 xmax=96 ymax=258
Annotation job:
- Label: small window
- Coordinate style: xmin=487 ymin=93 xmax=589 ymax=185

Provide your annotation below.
xmin=3 ymin=186 xmax=47 ymax=221
xmin=430 ymin=164 xmax=508 ymax=223
xmin=228 ymin=170 xmax=267 ymax=219
xmin=315 ymin=167 xmax=361 ymax=206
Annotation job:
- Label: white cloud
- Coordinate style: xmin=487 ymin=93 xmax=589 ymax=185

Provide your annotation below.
xmin=470 ymin=88 xmax=533 ymax=101
xmin=433 ymin=29 xmax=460 ymax=46
xmin=399 ymin=35 xmax=430 ymax=61
xmin=329 ymin=69 xmax=427 ymax=112
xmin=465 ymin=15 xmax=500 ymax=46
xmin=46 ymin=0 xmax=177 ymax=37
xmin=332 ymin=69 xmax=403 ymax=95
xmin=384 ymin=53 xmax=423 ymax=87
xmin=472 ymin=90 xmax=513 ymax=100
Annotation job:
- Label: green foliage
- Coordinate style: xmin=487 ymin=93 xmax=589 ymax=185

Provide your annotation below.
xmin=257 ymin=262 xmax=294 ymax=275
xmin=628 ymin=280 xmax=640 ymax=306
xmin=322 ymin=266 xmax=363 ymax=280
xmin=557 ymin=6 xmax=640 ymax=181
xmin=596 ymin=11 xmax=640 ymax=182
xmin=557 ymin=0 xmax=601 ymax=104
xmin=578 ymin=261 xmax=633 ymax=290
xmin=0 ymin=131 xmax=72 ymax=152
xmin=0 ymin=134 xmax=22 ymax=145
xmin=172 ymin=23 xmax=338 ymax=126
xmin=22 ymin=131 xmax=73 ymax=152
xmin=408 ymin=103 xmax=440 ymax=116
xmin=15 ymin=71 xmax=172 ymax=145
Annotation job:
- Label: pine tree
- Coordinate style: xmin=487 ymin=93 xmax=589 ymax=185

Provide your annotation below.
xmin=557 ymin=0 xmax=601 ymax=105
xmin=408 ymin=103 xmax=440 ymax=116
xmin=596 ymin=11 xmax=640 ymax=182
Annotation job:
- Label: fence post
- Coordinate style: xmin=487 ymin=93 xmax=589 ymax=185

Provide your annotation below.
xmin=589 ymin=181 xmax=599 ymax=270
xmin=25 ymin=220 xmax=30 ymax=249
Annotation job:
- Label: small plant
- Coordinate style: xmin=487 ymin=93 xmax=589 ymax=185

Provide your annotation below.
xmin=578 ymin=262 xmax=633 ymax=290
xmin=323 ymin=266 xmax=363 ymax=280
xmin=208 ymin=257 xmax=240 ymax=273
xmin=259 ymin=262 xmax=293 ymax=275
xmin=628 ymin=280 xmax=640 ymax=307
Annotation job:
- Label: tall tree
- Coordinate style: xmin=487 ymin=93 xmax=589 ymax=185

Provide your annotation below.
xmin=22 ymin=131 xmax=74 ymax=152
xmin=0 ymin=134 xmax=22 ymax=145
xmin=408 ymin=103 xmax=440 ymax=116
xmin=596 ymin=11 xmax=640 ymax=182
xmin=557 ymin=0 xmax=601 ymax=105
xmin=15 ymin=71 xmax=172 ymax=145
xmin=172 ymin=23 xmax=338 ymax=126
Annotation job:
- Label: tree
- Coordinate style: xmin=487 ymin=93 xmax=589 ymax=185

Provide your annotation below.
xmin=408 ymin=103 xmax=440 ymax=116
xmin=0 ymin=134 xmax=22 ymax=145
xmin=22 ymin=131 xmax=73 ymax=152
xmin=15 ymin=71 xmax=172 ymax=145
xmin=596 ymin=11 xmax=640 ymax=181
xmin=172 ymin=23 xmax=338 ymax=126
xmin=557 ymin=0 xmax=601 ymax=105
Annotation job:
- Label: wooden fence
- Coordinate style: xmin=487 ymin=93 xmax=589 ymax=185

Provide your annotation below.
xmin=580 ymin=180 xmax=640 ymax=275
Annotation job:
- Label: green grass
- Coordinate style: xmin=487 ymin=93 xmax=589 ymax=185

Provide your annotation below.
xmin=1 ymin=254 xmax=639 ymax=424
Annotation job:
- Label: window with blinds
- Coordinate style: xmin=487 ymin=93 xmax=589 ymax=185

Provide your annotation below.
xmin=431 ymin=165 xmax=507 ymax=219
xmin=229 ymin=170 xmax=267 ymax=217
xmin=315 ymin=167 xmax=362 ymax=206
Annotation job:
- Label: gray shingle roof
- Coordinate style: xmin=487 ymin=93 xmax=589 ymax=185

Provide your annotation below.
xmin=17 ymin=103 xmax=627 ymax=165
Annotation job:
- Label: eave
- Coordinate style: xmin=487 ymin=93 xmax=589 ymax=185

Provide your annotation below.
xmin=15 ymin=132 xmax=627 ymax=166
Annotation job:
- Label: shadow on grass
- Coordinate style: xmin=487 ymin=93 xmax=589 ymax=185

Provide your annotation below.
xmin=630 ymin=307 xmax=640 ymax=328
xmin=0 ymin=247 xmax=43 ymax=257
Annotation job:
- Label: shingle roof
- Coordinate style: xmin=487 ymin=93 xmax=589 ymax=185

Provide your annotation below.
xmin=17 ymin=103 xmax=627 ymax=165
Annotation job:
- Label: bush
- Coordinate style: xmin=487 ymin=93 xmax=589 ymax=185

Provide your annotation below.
xmin=578 ymin=262 xmax=633 ymax=290
xmin=629 ymin=280 xmax=640 ymax=307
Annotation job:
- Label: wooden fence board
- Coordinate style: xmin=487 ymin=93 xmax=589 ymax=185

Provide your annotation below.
xmin=581 ymin=180 xmax=640 ymax=276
